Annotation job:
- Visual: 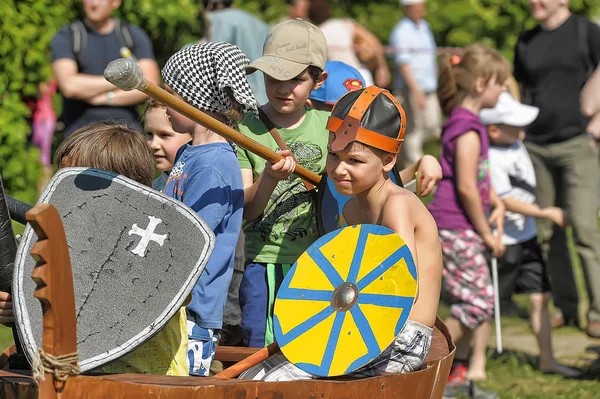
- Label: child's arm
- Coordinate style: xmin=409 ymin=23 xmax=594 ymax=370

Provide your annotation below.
xmin=585 ymin=111 xmax=600 ymax=145
xmin=382 ymin=193 xmax=442 ymax=328
xmin=183 ymin=167 xmax=233 ymax=232
xmin=241 ymin=150 xmax=296 ymax=221
xmin=399 ymin=154 xmax=442 ymax=197
xmin=455 ymin=132 xmax=504 ymax=257
xmin=0 ymin=291 xmax=14 ymax=325
xmin=488 ymin=188 xmax=506 ymax=238
xmin=581 ymin=64 xmax=600 ymax=118
xmin=502 ymin=198 xmax=569 ymax=228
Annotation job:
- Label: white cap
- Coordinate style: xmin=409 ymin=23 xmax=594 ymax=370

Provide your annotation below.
xmin=400 ymin=0 xmax=425 ymax=5
xmin=479 ymin=92 xmax=539 ymax=127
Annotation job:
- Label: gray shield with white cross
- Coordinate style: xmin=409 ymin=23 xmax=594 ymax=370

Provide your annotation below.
xmin=12 ymin=168 xmax=215 ymax=372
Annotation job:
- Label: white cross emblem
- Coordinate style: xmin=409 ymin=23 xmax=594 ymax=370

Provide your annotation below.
xmin=128 ymin=216 xmax=168 ymax=257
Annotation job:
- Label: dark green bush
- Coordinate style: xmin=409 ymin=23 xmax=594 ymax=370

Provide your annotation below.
xmin=0 ymin=0 xmax=201 ymax=204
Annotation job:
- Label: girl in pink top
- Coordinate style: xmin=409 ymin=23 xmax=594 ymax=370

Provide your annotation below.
xmin=428 ymin=44 xmax=509 ymax=394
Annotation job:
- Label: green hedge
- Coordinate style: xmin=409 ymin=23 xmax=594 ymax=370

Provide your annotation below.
xmin=0 ymin=0 xmax=598 ymax=204
xmin=0 ymin=0 xmax=202 ymax=204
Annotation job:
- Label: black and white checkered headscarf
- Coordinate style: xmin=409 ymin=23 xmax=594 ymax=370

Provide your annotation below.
xmin=162 ymin=41 xmax=258 ymax=117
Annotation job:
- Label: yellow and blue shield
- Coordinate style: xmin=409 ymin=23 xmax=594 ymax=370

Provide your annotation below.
xmin=273 ymin=224 xmax=417 ymax=377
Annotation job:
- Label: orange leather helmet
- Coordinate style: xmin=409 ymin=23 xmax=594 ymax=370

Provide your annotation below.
xmin=326 ymin=86 xmax=407 ymax=154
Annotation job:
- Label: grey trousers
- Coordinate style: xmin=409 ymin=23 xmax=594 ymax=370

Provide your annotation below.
xmin=525 ymin=135 xmax=600 ymax=322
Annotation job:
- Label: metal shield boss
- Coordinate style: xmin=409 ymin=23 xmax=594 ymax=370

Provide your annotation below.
xmin=13 ymin=168 xmax=215 ymax=371
xmin=274 ymin=224 xmax=418 ymax=377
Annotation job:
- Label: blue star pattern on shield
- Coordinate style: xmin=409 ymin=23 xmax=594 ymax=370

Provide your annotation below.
xmin=273 ymin=224 xmax=418 ymax=377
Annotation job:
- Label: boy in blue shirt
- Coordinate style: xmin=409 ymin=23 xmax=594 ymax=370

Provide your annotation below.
xmin=161 ymin=41 xmax=255 ymax=376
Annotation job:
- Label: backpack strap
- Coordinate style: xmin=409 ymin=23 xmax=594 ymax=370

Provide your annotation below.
xmin=257 ymin=108 xmax=315 ymax=192
xmin=575 ymin=15 xmax=594 ymax=78
xmin=115 ymin=19 xmax=136 ymax=55
xmin=70 ymin=19 xmax=137 ymax=67
xmin=69 ymin=19 xmax=87 ymax=68
xmin=515 ymin=27 xmax=542 ymax=105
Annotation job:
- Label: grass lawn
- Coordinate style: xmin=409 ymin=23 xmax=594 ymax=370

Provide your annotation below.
xmin=0 ymin=325 xmax=12 ymax=353
xmin=437 ymin=298 xmax=600 ymax=399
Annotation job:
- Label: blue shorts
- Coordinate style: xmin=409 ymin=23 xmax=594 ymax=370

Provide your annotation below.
xmin=239 ymin=262 xmax=291 ymax=348
xmin=186 ymin=321 xmax=219 ymax=377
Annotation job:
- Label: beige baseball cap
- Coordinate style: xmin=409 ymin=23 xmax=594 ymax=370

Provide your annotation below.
xmin=247 ymin=19 xmax=327 ymax=81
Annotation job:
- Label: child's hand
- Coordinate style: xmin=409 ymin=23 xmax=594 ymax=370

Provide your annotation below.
xmin=541 ymin=206 xmax=569 ymax=228
xmin=416 ymin=155 xmax=442 ymax=196
xmin=264 ymin=150 xmax=296 ymax=181
xmin=0 ymin=291 xmax=14 ymax=325
xmin=375 ymin=65 xmax=391 ymax=88
xmin=483 ymin=233 xmax=505 ymax=258
xmin=488 ymin=206 xmax=505 ymax=240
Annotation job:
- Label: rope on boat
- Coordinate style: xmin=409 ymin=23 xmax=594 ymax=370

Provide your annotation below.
xmin=32 ymin=348 xmax=80 ymax=384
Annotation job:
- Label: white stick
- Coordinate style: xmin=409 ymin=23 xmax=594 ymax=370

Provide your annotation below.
xmin=491 ymin=256 xmax=502 ymax=353
xmin=403 ymin=179 xmax=417 ymax=193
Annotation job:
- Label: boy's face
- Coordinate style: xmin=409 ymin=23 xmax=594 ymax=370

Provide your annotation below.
xmin=164 ymin=85 xmax=196 ymax=134
xmin=265 ymin=68 xmax=325 ymax=114
xmin=326 ymin=133 xmax=395 ymax=196
xmin=145 ymin=107 xmax=192 ymax=172
xmin=488 ymin=124 xmax=523 ymax=146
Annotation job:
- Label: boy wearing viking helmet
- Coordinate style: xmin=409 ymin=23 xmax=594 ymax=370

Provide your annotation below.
xmin=240 ymin=86 xmax=443 ymax=381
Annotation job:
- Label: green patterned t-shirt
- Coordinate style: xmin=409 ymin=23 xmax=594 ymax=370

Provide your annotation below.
xmin=237 ymin=108 xmax=330 ymax=264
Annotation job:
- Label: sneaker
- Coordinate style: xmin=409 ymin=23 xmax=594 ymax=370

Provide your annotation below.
xmin=454 ymin=381 xmax=498 ymax=399
xmin=551 ymin=311 xmax=580 ymax=329
xmin=443 ymin=384 xmax=457 ymax=399
xmin=586 ymin=320 xmax=600 ymax=338
xmin=447 ymin=361 xmax=468 ymax=386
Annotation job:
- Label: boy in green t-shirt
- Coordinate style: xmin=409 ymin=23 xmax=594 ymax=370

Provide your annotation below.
xmin=237 ymin=19 xmax=442 ymax=348
xmin=237 ymin=18 xmax=329 ymax=348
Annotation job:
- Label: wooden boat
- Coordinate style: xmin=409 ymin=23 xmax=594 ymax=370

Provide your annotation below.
xmin=0 ymin=204 xmax=455 ymax=398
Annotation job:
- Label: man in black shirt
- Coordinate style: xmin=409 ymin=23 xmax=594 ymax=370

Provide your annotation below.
xmin=514 ymin=0 xmax=600 ymax=338
xmin=51 ymin=0 xmax=159 ymax=139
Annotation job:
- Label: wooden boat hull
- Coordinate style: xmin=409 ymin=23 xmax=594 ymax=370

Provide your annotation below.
xmin=0 ymin=321 xmax=454 ymax=398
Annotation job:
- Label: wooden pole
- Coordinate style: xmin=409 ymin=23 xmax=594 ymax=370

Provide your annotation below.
xmin=213 ymin=342 xmax=280 ymax=379
xmin=104 ymin=59 xmax=321 ymax=186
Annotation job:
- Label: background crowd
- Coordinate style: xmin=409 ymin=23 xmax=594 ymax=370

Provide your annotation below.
xmin=1 ymin=0 xmax=600 ymax=397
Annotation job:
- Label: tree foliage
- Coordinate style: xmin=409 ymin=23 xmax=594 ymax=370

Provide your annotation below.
xmin=0 ymin=0 xmax=598 ymax=203
xmin=0 ymin=0 xmax=202 ymax=203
